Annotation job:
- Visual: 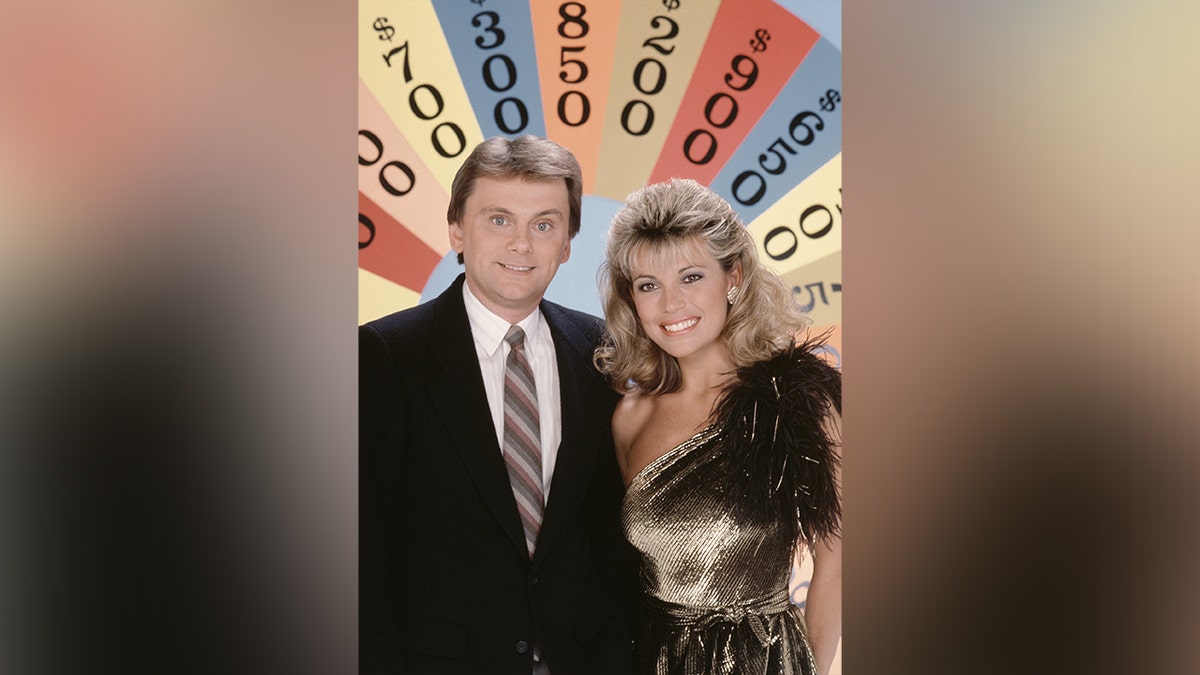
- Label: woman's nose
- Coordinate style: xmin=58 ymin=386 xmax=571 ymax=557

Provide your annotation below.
xmin=661 ymin=284 xmax=685 ymax=312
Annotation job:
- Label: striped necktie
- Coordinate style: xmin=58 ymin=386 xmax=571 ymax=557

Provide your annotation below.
xmin=502 ymin=325 xmax=543 ymax=557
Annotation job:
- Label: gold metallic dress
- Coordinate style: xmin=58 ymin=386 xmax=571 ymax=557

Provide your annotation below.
xmin=621 ymin=343 xmax=841 ymax=675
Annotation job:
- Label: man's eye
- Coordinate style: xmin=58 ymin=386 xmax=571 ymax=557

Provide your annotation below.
xmin=534 ymin=222 xmax=551 ymax=232
xmin=491 ymin=216 xmax=506 ymax=226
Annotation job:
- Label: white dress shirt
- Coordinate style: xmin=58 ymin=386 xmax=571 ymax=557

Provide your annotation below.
xmin=462 ymin=283 xmax=562 ymax=503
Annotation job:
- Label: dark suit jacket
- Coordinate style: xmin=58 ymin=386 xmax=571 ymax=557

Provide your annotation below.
xmin=360 ymin=274 xmax=635 ymax=674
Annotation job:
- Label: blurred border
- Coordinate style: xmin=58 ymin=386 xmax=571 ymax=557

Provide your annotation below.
xmin=1 ymin=2 xmax=1196 ymax=674
xmin=845 ymin=1 xmax=1199 ymax=673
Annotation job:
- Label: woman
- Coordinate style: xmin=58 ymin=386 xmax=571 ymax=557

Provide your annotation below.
xmin=594 ymin=179 xmax=842 ymax=675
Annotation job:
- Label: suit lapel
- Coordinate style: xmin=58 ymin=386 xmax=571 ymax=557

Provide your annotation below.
xmin=427 ymin=276 xmax=528 ymax=559
xmin=532 ymin=303 xmax=602 ymax=568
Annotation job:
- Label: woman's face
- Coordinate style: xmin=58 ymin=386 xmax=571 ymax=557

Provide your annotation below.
xmin=629 ymin=237 xmax=740 ymax=364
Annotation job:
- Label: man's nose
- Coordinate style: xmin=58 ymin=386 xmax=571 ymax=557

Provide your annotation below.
xmin=508 ymin=226 xmax=532 ymax=253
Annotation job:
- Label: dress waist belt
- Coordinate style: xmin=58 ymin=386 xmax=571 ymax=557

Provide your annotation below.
xmin=643 ymin=592 xmax=793 ymax=646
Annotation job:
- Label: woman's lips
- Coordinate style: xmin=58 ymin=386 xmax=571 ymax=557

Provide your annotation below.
xmin=661 ymin=317 xmax=700 ymax=334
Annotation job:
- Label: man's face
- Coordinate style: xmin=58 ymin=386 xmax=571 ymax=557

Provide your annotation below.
xmin=449 ymin=175 xmax=572 ymax=324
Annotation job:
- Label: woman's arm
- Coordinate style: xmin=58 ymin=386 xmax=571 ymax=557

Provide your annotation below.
xmin=805 ymin=407 xmax=842 ymax=675
xmin=805 ymin=533 xmax=842 ymax=675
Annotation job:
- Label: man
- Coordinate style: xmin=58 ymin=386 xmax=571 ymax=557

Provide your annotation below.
xmin=360 ymin=136 xmax=634 ymax=674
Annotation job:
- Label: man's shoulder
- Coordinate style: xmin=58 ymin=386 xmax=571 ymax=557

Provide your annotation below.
xmin=540 ymin=299 xmax=605 ymax=340
xmin=361 ymin=276 xmax=464 ymax=339
xmin=358 ymin=294 xmax=451 ymax=359
xmin=361 ymin=300 xmax=436 ymax=335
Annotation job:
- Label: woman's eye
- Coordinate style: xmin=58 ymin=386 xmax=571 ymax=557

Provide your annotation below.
xmin=683 ymin=273 xmax=703 ymax=283
xmin=636 ymin=282 xmax=657 ymax=292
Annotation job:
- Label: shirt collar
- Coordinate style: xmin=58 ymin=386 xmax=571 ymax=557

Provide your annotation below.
xmin=462 ymin=281 xmax=544 ymax=358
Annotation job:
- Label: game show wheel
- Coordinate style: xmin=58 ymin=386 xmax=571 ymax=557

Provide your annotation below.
xmin=357 ymin=0 xmax=841 ymax=363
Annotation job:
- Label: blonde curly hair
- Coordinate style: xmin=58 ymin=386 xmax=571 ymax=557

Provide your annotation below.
xmin=594 ymin=179 xmax=808 ymax=394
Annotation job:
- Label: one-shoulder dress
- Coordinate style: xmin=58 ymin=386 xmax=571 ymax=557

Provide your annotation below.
xmin=621 ymin=343 xmax=841 ymax=675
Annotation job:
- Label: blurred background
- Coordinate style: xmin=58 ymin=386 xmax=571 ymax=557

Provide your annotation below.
xmin=0 ymin=1 xmax=1195 ymax=673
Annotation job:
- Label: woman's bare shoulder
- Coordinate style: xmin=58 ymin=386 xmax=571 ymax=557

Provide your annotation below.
xmin=613 ymin=392 xmax=655 ymax=442
xmin=612 ymin=392 xmax=655 ymax=473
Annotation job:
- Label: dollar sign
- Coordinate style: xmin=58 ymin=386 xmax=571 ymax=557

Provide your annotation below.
xmin=819 ymin=89 xmax=841 ymax=112
xmin=750 ymin=29 xmax=771 ymax=53
xmin=373 ymin=17 xmax=395 ymax=42
xmin=661 ymin=0 xmax=681 ymax=10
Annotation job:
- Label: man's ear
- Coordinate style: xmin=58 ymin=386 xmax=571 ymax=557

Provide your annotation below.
xmin=448 ymin=222 xmax=464 ymax=254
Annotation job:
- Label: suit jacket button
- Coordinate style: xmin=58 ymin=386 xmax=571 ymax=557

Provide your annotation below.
xmin=515 ymin=640 xmax=529 ymax=654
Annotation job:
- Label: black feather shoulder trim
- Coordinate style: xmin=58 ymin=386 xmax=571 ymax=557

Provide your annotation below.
xmin=712 ymin=335 xmax=842 ymax=547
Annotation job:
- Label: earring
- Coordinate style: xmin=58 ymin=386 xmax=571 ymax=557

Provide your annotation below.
xmin=727 ymin=286 xmax=739 ymax=305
